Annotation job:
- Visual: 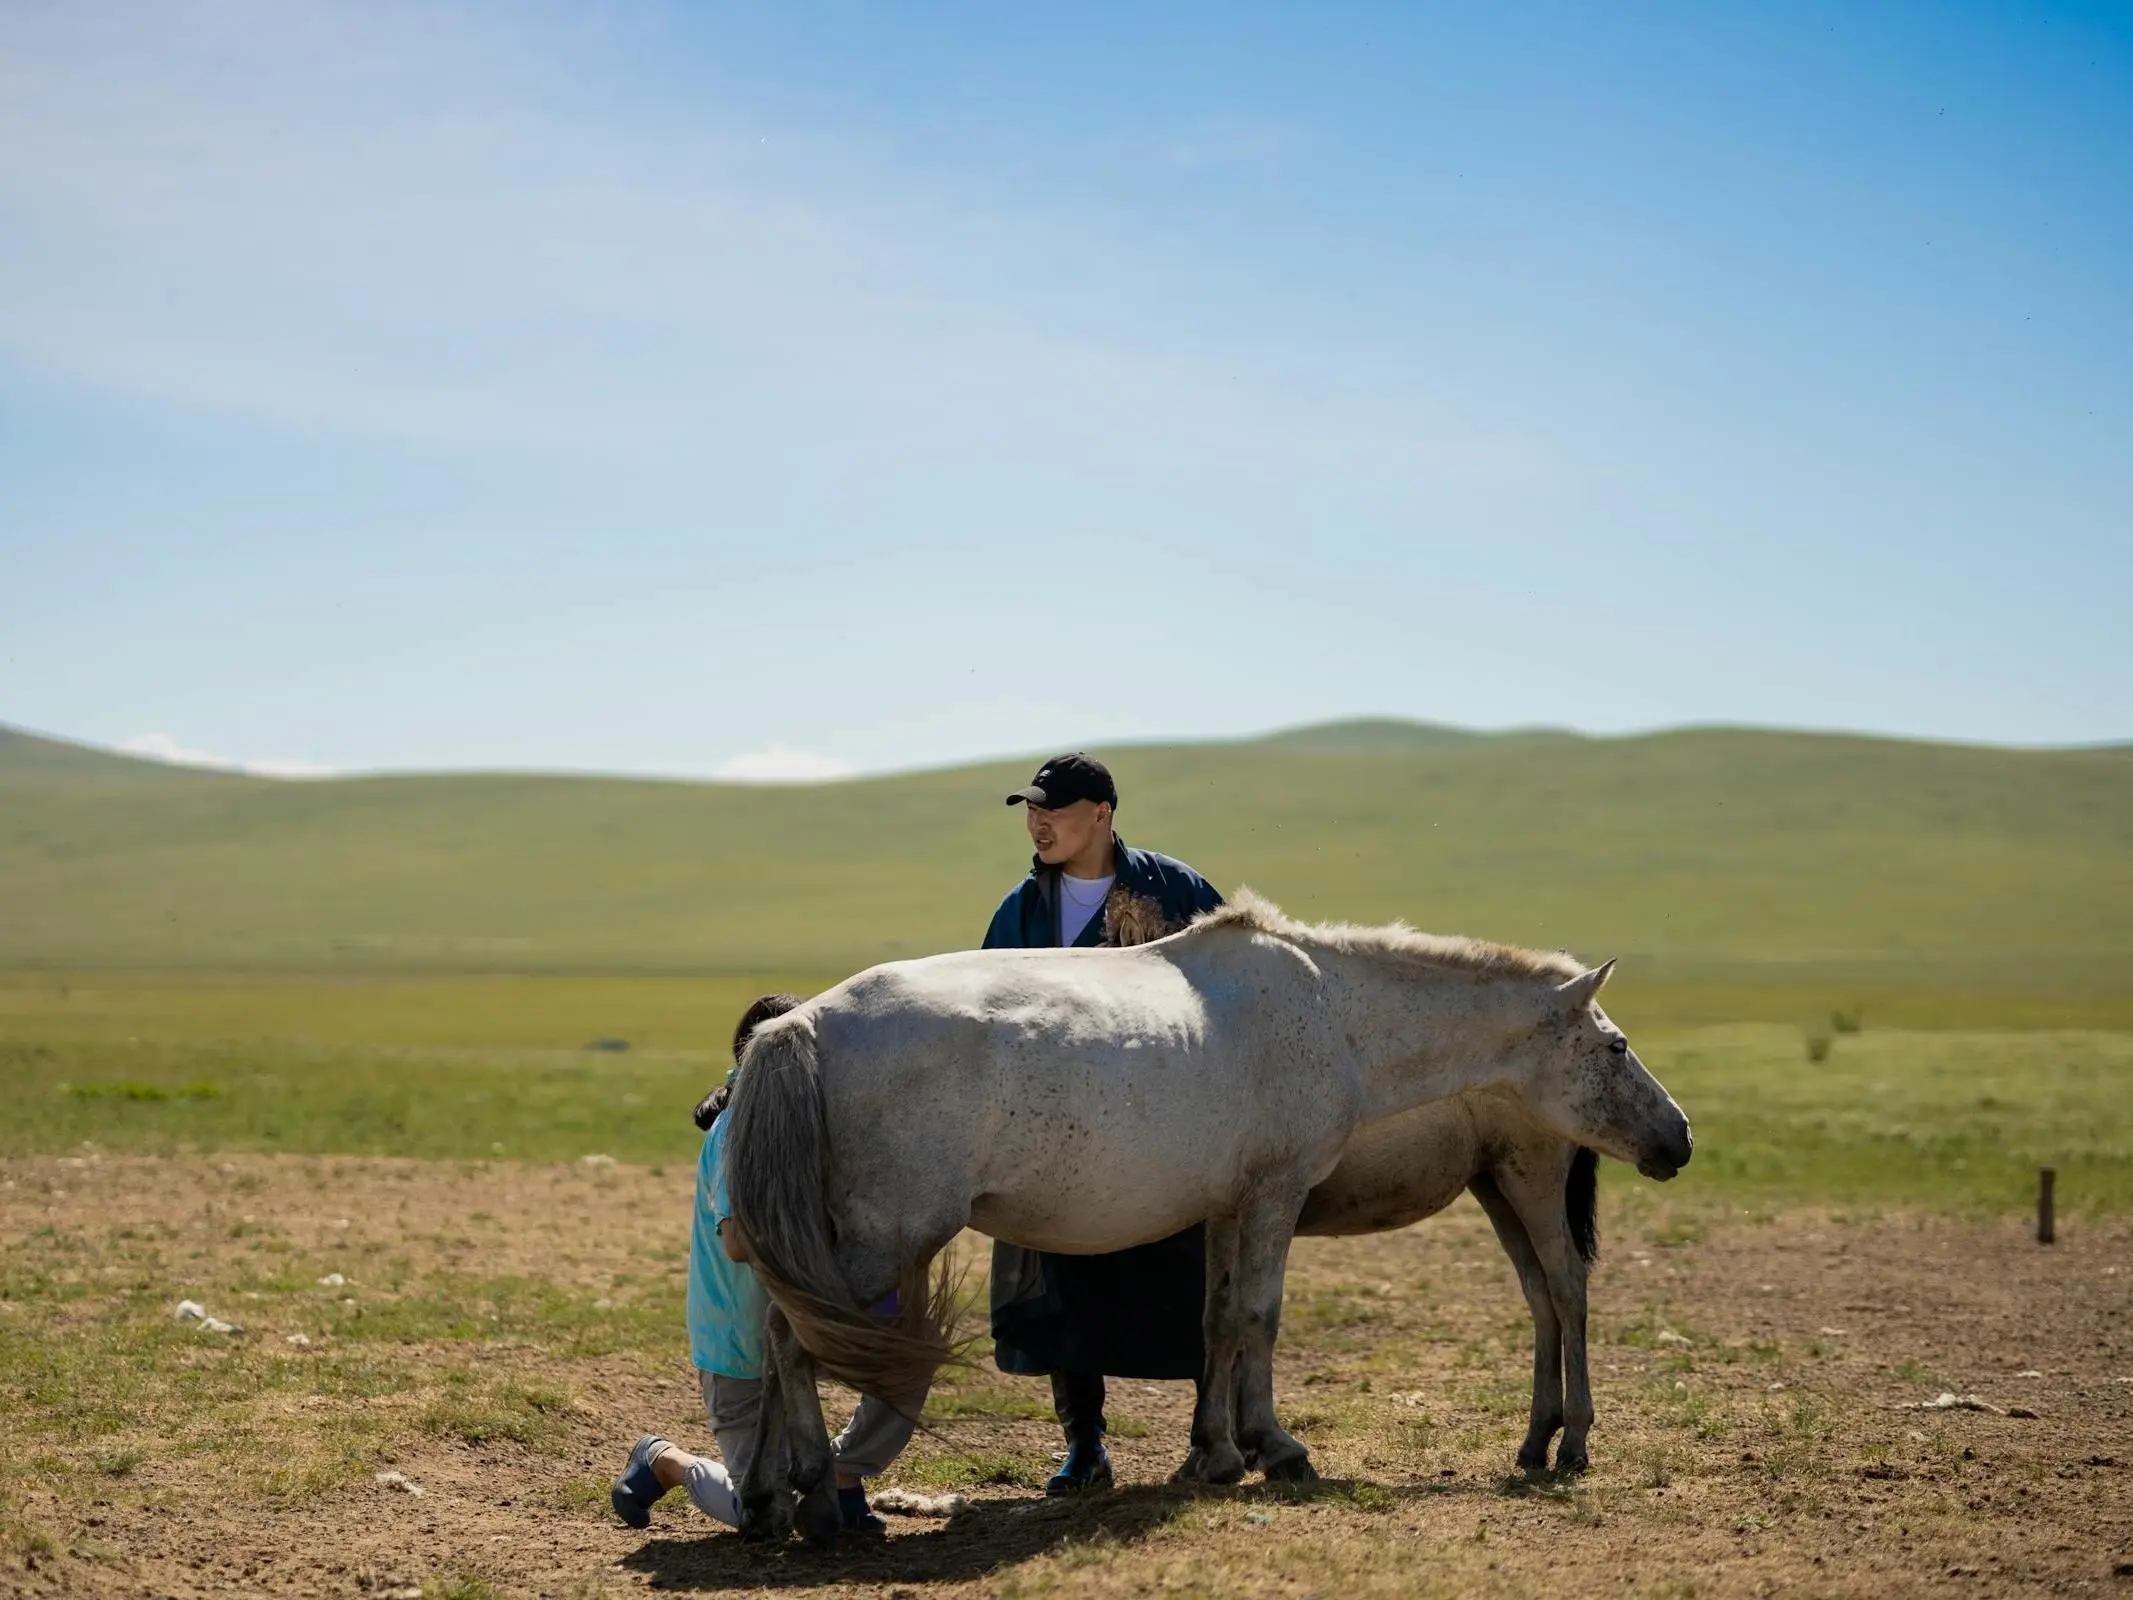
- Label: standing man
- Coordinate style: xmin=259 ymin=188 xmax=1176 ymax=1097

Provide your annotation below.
xmin=983 ymin=753 xmax=1224 ymax=1494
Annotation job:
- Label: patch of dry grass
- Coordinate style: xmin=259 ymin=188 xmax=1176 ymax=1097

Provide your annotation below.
xmin=4 ymin=1154 xmax=2130 ymax=1598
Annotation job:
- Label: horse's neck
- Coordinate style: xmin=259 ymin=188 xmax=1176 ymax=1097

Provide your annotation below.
xmin=1318 ymin=949 xmax=1532 ymax=1120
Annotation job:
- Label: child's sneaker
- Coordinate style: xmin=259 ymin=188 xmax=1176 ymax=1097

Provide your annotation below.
xmin=611 ymin=1435 xmax=671 ymax=1528
xmin=837 ymin=1483 xmax=887 ymax=1538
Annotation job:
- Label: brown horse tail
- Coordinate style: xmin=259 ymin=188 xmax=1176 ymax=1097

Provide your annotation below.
xmin=723 ymin=1012 xmax=962 ymax=1402
xmin=1567 ymin=1146 xmax=1600 ymax=1265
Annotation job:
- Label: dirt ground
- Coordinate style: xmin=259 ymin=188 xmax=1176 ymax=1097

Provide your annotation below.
xmin=3 ymin=1154 xmax=2130 ymax=1599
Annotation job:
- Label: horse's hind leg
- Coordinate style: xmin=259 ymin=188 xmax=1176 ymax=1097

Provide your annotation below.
xmin=1231 ymin=1188 xmax=1313 ymax=1484
xmin=1177 ymin=1216 xmax=1247 ymax=1485
xmin=765 ymin=1308 xmax=843 ymax=1549
xmin=1469 ymin=1169 xmax=1564 ymax=1472
xmin=739 ymin=1311 xmax=794 ymax=1543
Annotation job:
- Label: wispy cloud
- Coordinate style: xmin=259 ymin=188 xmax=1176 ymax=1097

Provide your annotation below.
xmin=712 ymin=746 xmax=854 ymax=784
xmin=0 ymin=1 xmax=1542 ymax=486
xmin=121 ymin=732 xmax=333 ymax=779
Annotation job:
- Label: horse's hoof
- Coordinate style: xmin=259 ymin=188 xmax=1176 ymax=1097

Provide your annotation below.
xmin=1261 ymin=1449 xmax=1317 ymax=1485
xmin=797 ymin=1484 xmax=842 ymax=1551
xmin=1516 ymin=1420 xmax=1562 ymax=1472
xmin=738 ymin=1495 xmax=788 ymax=1544
xmin=1555 ymin=1445 xmax=1590 ymax=1475
xmin=1173 ymin=1443 xmax=1247 ymax=1485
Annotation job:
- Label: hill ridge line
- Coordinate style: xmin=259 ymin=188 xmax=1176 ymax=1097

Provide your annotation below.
xmin=5 ymin=715 xmax=2127 ymax=791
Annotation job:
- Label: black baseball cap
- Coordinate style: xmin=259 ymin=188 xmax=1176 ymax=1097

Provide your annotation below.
xmin=1005 ymin=752 xmax=1118 ymax=810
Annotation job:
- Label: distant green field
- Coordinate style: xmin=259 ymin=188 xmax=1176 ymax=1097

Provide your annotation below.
xmin=3 ymin=972 xmax=2128 ymax=1216
xmin=3 ymin=717 xmax=2130 ymax=1215
xmin=0 ymin=970 xmax=793 ymax=1164
xmin=4 ymin=719 xmax=2131 ymax=1027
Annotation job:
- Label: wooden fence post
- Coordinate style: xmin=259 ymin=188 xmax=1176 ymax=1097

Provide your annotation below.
xmin=2037 ymin=1167 xmax=2055 ymax=1245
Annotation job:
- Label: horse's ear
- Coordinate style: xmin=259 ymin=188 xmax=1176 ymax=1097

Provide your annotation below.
xmin=1556 ymin=959 xmax=1616 ymax=1010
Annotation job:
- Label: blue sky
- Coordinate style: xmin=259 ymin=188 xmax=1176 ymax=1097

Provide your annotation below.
xmin=2 ymin=1 xmax=2127 ymax=778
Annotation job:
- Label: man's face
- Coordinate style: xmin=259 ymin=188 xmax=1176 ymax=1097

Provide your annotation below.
xmin=1024 ymin=799 xmax=1111 ymax=866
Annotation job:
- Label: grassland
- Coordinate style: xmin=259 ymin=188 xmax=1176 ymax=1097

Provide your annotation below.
xmin=4 ymin=1153 xmax=2127 ymax=1597
xmin=0 ymin=970 xmax=796 ymax=1164
xmin=3 ymin=972 xmax=2128 ymax=1216
xmin=4 ymin=714 xmax=2130 ymax=1203
xmin=5 ymin=720 xmax=2131 ymax=1025
xmin=4 ymin=717 xmax=2131 ymax=1593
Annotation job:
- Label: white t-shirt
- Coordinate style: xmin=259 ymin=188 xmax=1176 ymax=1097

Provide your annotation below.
xmin=1058 ymin=873 xmax=1115 ymax=947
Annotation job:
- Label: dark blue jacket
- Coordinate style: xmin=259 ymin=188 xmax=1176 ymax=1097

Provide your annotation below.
xmin=982 ymin=833 xmax=1223 ymax=1379
xmin=982 ymin=836 xmax=1224 ymax=952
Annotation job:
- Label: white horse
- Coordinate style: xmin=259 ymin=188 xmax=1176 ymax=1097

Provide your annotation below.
xmin=725 ymin=892 xmax=1691 ymax=1546
xmin=1297 ymin=1100 xmax=1607 ymax=1472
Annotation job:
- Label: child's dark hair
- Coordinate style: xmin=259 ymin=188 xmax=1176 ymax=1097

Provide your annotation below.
xmin=692 ymin=992 xmax=802 ymax=1130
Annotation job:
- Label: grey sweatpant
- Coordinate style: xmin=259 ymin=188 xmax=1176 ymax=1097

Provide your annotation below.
xmin=678 ymin=1370 xmax=926 ymax=1527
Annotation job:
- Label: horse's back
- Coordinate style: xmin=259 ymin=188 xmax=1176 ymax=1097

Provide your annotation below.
xmin=810 ymin=932 xmax=1317 ymax=1072
xmin=800 ymin=932 xmax=1354 ymax=1254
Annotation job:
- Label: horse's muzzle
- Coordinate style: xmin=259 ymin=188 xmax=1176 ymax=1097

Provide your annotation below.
xmin=1636 ymin=1123 xmax=1693 ymax=1182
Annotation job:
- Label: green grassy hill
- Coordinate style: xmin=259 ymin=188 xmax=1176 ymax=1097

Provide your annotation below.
xmin=3 ymin=719 xmax=2129 ymax=1024
xmin=0 ymin=725 xmax=236 ymax=791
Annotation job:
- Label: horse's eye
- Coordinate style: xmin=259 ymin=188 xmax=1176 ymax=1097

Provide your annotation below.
xmin=1608 ymin=1037 xmax=1629 ymax=1054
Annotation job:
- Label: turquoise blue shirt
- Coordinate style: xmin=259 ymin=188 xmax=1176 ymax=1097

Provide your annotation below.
xmin=687 ymin=1108 xmax=767 ymax=1378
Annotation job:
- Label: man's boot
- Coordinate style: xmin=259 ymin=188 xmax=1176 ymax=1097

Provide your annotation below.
xmin=1046 ymin=1371 xmax=1114 ymax=1495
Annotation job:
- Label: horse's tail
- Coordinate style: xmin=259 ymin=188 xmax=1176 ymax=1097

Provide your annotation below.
xmin=1566 ymin=1145 xmax=1600 ymax=1265
xmin=723 ymin=1012 xmax=961 ymax=1401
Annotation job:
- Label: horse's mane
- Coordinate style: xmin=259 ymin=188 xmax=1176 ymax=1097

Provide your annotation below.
xmin=1190 ymin=888 xmax=1585 ymax=983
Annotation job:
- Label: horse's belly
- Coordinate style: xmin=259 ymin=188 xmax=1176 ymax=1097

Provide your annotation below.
xmin=969 ymin=1181 xmax=1212 ymax=1255
xmin=1295 ymin=1166 xmax=1469 ymax=1236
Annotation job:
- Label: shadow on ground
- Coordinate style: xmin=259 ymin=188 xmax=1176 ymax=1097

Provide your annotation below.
xmin=617 ymin=1475 xmax=1522 ymax=1590
xmin=621 ymin=1486 xmax=1188 ymax=1590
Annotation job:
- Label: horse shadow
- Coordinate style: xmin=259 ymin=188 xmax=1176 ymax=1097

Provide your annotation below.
xmin=618 ymin=1486 xmax=1188 ymax=1591
xmin=619 ymin=1473 xmax=1530 ymax=1590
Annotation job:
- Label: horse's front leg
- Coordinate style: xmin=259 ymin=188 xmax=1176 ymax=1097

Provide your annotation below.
xmin=765 ymin=1307 xmax=842 ymax=1549
xmin=1469 ymin=1172 xmax=1565 ymax=1471
xmin=1231 ymin=1187 xmax=1314 ymax=1484
xmin=1494 ymin=1156 xmax=1594 ymax=1472
xmin=738 ymin=1308 xmax=793 ymax=1543
xmin=1530 ymin=1209 xmax=1593 ymax=1473
xmin=1553 ymin=1254 xmax=1594 ymax=1473
xmin=1176 ymin=1215 xmax=1247 ymax=1485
